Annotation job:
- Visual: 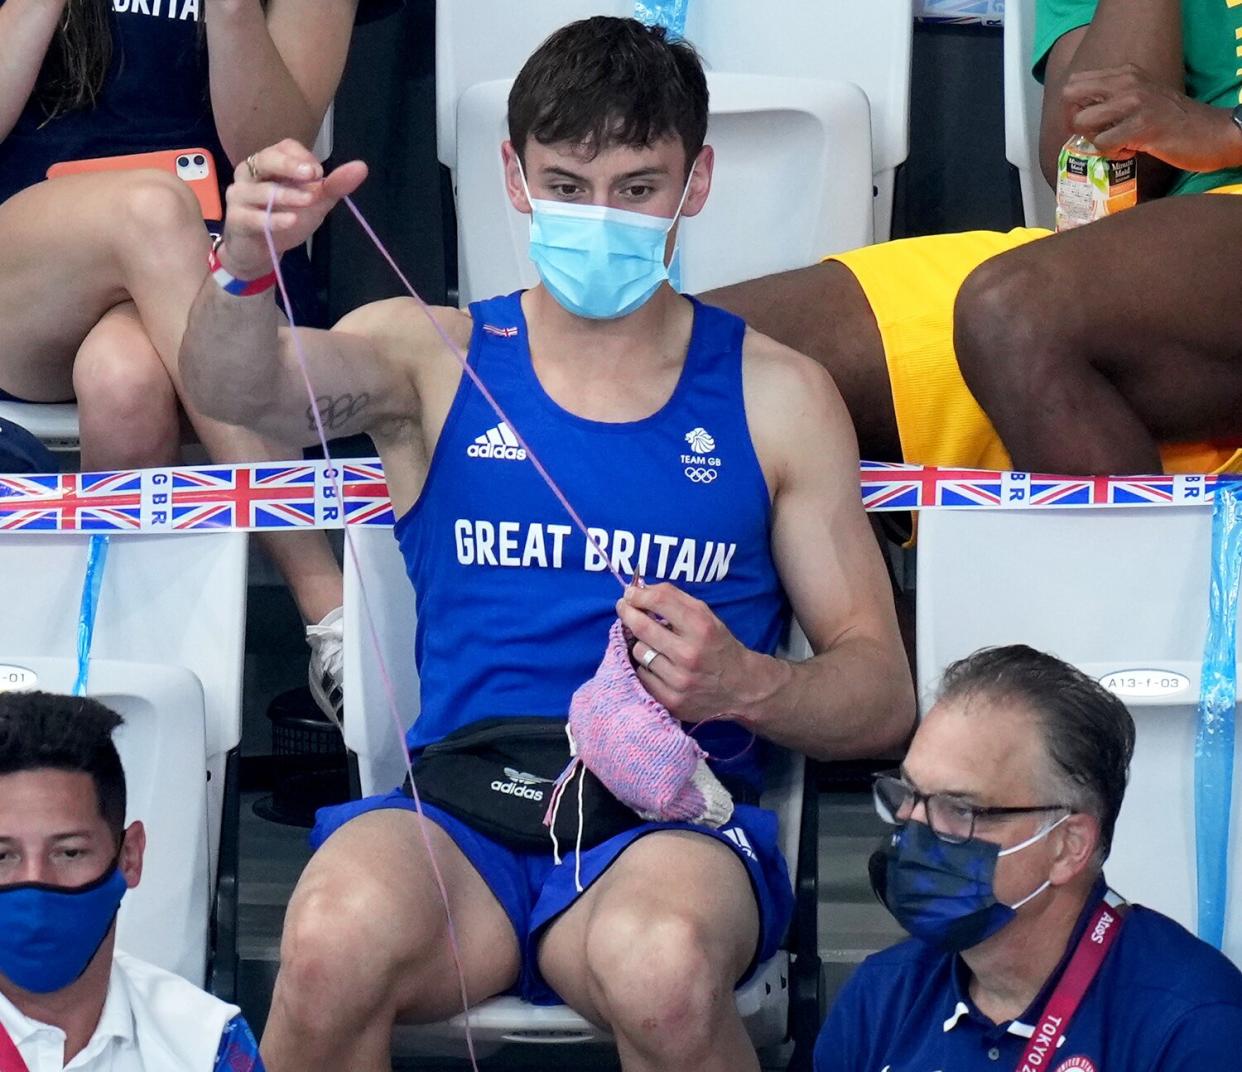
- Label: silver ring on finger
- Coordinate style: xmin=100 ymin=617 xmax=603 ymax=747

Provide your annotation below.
xmin=640 ymin=647 xmax=662 ymax=670
xmin=245 ymin=153 xmax=261 ymax=181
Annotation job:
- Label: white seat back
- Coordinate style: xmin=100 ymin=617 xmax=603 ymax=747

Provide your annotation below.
xmin=436 ymin=0 xmax=910 ymax=240
xmin=0 ymin=657 xmax=210 ymax=982
xmin=0 ymin=533 xmax=248 ymax=980
xmin=916 ymin=507 xmax=1242 ymax=965
xmin=0 ymin=402 xmax=81 ymax=453
xmin=1004 ymin=0 xmax=1056 ymax=228
xmin=454 ymin=73 xmax=873 ymax=305
xmin=343 ymin=526 xmax=808 ymax=1053
xmin=342 ymin=527 xmax=420 ymax=797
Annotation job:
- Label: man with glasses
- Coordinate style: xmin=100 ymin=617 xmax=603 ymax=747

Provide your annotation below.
xmin=815 ymin=645 xmax=1242 ymax=1071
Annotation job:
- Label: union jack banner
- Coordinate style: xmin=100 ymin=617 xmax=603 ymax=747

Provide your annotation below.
xmin=339 ymin=461 xmax=394 ymax=527
xmin=0 ymin=470 xmax=142 ymax=532
xmin=168 ymin=464 xmax=320 ymax=531
xmin=0 ymin=458 xmax=1226 ymax=534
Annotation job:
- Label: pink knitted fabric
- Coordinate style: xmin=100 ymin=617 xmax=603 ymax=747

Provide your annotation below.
xmin=564 ymin=619 xmax=733 ymax=826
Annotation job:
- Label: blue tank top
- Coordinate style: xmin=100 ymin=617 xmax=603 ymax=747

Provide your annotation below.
xmin=397 ymin=292 xmax=791 ymax=789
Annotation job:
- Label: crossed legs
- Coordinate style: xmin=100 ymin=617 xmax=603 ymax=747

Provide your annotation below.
xmin=0 ymin=169 xmax=342 ymax=622
xmin=262 ymin=811 xmax=762 ymax=1072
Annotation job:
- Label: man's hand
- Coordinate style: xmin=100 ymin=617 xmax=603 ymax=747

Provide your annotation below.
xmin=216 ymin=138 xmax=368 ymax=280
xmin=1064 ymin=64 xmax=1242 ymax=174
xmin=616 ymin=582 xmax=788 ymax=723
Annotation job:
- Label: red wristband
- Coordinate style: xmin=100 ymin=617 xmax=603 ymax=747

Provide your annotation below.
xmin=208 ymin=243 xmax=277 ymax=297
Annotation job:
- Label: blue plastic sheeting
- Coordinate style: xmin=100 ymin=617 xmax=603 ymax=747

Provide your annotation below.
xmin=72 ymin=535 xmax=110 ymax=697
xmin=1196 ymin=479 xmax=1242 ymax=949
xmin=634 ymin=0 xmax=688 ymax=37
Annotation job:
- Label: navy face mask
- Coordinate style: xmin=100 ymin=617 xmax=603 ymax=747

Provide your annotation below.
xmin=0 ymin=864 xmax=128 ymax=993
xmin=869 ymin=816 xmax=1066 ymax=953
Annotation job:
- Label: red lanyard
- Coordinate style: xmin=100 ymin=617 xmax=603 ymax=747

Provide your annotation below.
xmin=1014 ymin=896 xmax=1128 ymax=1072
xmin=0 ymin=1025 xmax=28 ymax=1072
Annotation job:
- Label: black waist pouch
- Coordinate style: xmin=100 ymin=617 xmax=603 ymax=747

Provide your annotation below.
xmin=406 ymin=716 xmax=643 ymax=853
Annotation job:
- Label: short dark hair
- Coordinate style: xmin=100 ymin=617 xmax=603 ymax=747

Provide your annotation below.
xmin=508 ymin=16 xmax=709 ymax=176
xmin=0 ymin=692 xmax=126 ymax=842
xmin=937 ymin=646 xmax=1135 ymax=861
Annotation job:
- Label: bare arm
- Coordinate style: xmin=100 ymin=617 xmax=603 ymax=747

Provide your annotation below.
xmin=204 ymin=0 xmax=360 ymax=164
xmin=1039 ymin=0 xmax=1182 ymax=185
xmin=180 ymin=139 xmax=417 ymax=446
xmin=620 ymin=339 xmax=915 ymax=760
xmin=0 ymin=0 xmax=66 ymax=143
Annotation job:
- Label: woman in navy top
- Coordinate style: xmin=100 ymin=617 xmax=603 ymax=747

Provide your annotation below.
xmin=0 ymin=0 xmax=394 ymax=717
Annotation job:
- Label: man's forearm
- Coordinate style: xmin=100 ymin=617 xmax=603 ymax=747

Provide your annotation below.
xmin=181 ymin=273 xmax=283 ymax=426
xmin=1066 ymin=0 xmax=1183 ymax=87
xmin=732 ymin=635 xmax=915 ymax=761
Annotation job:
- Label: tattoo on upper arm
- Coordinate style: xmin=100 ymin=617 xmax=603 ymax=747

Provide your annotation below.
xmin=309 ymin=393 xmax=371 ymax=432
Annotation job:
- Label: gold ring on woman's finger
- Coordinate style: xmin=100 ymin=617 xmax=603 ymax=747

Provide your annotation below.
xmin=245 ymin=154 xmax=261 ymax=181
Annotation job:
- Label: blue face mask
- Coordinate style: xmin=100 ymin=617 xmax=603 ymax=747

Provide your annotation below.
xmin=519 ymin=162 xmax=694 ymax=320
xmin=0 ymin=864 xmax=128 ymax=993
xmin=868 ymin=816 xmax=1066 ymax=953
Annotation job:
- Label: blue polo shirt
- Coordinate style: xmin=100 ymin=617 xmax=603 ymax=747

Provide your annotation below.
xmin=815 ymin=879 xmax=1242 ymax=1072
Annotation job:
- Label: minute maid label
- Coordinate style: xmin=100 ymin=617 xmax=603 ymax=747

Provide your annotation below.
xmin=1056 ymin=136 xmax=1138 ymax=231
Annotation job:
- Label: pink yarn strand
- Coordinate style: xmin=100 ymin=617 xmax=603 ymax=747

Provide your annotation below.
xmin=340 ymin=195 xmax=627 ymax=592
xmin=262 ymin=193 xmax=480 ymax=1069
xmin=337 ymin=194 xmax=758 ymax=765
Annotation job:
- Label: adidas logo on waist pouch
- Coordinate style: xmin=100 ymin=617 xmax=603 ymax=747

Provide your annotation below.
xmin=490 ymin=766 xmax=552 ymax=802
xmin=467 ymin=422 xmax=527 ymax=461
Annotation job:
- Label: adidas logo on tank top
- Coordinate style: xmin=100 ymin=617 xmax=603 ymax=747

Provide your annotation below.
xmin=466 ymin=422 xmax=527 ymax=461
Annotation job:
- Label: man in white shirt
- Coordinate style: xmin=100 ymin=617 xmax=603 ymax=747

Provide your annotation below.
xmin=0 ymin=690 xmax=264 ymax=1072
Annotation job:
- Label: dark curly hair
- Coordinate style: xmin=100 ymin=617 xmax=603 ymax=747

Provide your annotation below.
xmin=0 ymin=691 xmax=126 ymax=840
xmin=508 ymin=16 xmax=709 ymax=178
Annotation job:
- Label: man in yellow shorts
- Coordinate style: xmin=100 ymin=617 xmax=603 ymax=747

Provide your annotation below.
xmin=708 ymin=0 xmax=1242 ymax=478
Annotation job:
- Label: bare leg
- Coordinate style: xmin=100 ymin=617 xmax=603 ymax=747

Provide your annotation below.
xmin=261 ymin=809 xmax=520 ymax=1072
xmin=954 ymin=194 xmax=1242 ymax=473
xmin=0 ymin=171 xmax=342 ymax=622
xmin=0 ymin=171 xmax=212 ymax=398
xmin=73 ymin=303 xmax=181 ymax=471
xmin=539 ymin=831 xmax=761 ymax=1072
xmin=704 ymin=262 xmax=900 ymax=461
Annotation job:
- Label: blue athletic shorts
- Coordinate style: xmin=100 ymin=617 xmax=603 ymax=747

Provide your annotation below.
xmin=310 ymin=791 xmax=795 ymax=1005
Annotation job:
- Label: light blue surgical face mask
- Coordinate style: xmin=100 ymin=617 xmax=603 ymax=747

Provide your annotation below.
xmin=517 ymin=161 xmax=694 ymax=320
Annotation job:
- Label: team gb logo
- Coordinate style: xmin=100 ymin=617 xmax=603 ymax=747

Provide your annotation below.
xmin=685 ymin=427 xmax=716 ymax=454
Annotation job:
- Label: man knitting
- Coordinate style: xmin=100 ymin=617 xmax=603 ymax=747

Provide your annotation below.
xmin=180 ymin=16 xmax=913 ymax=1072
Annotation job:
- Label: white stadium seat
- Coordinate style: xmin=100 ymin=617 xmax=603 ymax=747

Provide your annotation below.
xmin=0 ymin=533 xmax=248 ymax=988
xmin=0 ymin=402 xmax=80 ymax=454
xmin=1003 ymin=0 xmax=1056 ymax=229
xmin=0 ymin=658 xmax=209 ymax=982
xmin=453 ymin=73 xmax=874 ymax=305
xmin=916 ymin=507 xmax=1242 ymax=966
xmin=436 ymin=0 xmax=911 ymax=242
xmin=342 ymin=525 xmax=818 ymax=1060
